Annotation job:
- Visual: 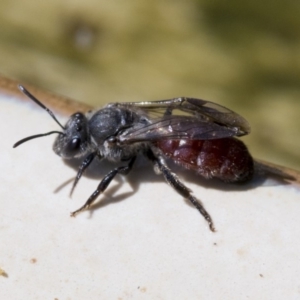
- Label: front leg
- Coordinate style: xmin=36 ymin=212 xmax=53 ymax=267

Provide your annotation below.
xmin=70 ymin=157 xmax=136 ymax=217
xmin=70 ymin=152 xmax=98 ymax=197
xmin=147 ymin=149 xmax=215 ymax=232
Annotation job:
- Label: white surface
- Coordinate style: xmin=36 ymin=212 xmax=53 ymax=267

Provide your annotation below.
xmin=1 ymin=93 xmax=300 ymax=300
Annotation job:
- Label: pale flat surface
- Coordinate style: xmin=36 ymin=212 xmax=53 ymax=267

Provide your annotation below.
xmin=1 ymin=91 xmax=300 ymax=300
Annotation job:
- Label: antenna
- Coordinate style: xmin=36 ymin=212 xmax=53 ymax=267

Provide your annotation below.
xmin=18 ymin=85 xmax=65 ymax=130
xmin=13 ymin=85 xmax=65 ymax=148
xmin=13 ymin=131 xmax=63 ymax=148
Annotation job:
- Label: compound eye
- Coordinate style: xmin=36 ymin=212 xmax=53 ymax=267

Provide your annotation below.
xmin=66 ymin=137 xmax=81 ymax=155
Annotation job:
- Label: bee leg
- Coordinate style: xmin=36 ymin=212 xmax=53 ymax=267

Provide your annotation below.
xmin=70 ymin=157 xmax=136 ymax=217
xmin=146 ymin=149 xmax=216 ymax=232
xmin=70 ymin=152 xmax=98 ymax=197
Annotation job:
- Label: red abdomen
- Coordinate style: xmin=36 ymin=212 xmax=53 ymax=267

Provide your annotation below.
xmin=155 ymin=138 xmax=254 ymax=183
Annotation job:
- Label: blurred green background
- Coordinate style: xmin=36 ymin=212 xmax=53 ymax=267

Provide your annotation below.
xmin=0 ymin=0 xmax=299 ymax=169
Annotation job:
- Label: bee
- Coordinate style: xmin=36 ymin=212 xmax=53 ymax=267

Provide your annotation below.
xmin=13 ymin=85 xmax=296 ymax=232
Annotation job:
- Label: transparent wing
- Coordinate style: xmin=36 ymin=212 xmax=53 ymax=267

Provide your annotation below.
xmin=119 ymin=97 xmax=250 ymax=135
xmin=119 ymin=116 xmax=246 ymax=144
xmin=117 ymin=97 xmax=250 ymax=144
